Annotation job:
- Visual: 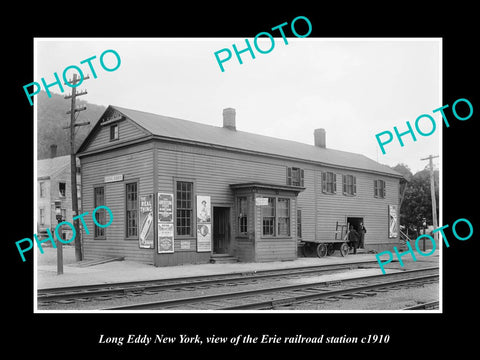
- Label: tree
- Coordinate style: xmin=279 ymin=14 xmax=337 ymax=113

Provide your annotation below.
xmin=400 ymin=167 xmax=439 ymax=237
xmin=391 ymin=163 xmax=413 ymax=182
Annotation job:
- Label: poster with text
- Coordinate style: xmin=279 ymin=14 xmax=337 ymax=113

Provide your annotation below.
xmin=158 ymin=193 xmax=173 ymax=222
xmin=158 ymin=223 xmax=174 ymax=253
xmin=139 ymin=194 xmax=154 ymax=248
xmin=196 ymin=195 xmax=211 ymax=252
xmin=197 ymin=224 xmax=212 ymax=252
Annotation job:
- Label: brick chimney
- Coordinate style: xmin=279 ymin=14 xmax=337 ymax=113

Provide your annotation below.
xmin=50 ymin=144 xmax=57 ymax=158
xmin=314 ymin=128 xmax=326 ymax=148
xmin=223 ymin=108 xmax=236 ymax=130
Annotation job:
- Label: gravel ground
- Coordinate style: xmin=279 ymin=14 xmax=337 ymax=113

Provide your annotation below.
xmin=290 ymin=283 xmax=438 ymax=311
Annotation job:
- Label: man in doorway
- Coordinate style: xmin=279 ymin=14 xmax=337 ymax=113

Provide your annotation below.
xmin=348 ymin=225 xmax=360 ymax=254
xmin=358 ymin=222 xmax=367 ymax=249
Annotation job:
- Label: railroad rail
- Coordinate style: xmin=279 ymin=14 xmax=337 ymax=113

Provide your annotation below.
xmin=403 ymin=301 xmax=439 ymax=310
xmin=104 ymin=266 xmax=439 ymax=311
xmin=37 ymin=260 xmax=383 ymax=305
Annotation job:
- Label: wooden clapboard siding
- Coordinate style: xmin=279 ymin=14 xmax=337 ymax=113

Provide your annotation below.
xmin=84 ymin=118 xmax=149 ymax=152
xmin=314 ymin=167 xmax=400 ymax=249
xmin=81 ymin=144 xmax=155 ymax=264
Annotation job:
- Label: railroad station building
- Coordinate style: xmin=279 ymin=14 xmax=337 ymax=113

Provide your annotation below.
xmin=77 ymin=106 xmax=405 ymax=266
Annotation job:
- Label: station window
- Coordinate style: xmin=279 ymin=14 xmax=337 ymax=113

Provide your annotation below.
xmin=94 ymin=186 xmax=106 ymax=239
xmin=126 ymin=182 xmax=138 ymax=238
xmin=287 ymin=167 xmax=304 ymax=187
xmin=176 ymin=181 xmax=193 ymax=237
xmin=374 ymin=179 xmax=386 ymax=199
xmin=322 ymin=172 xmax=336 ymax=194
xmin=262 ymin=197 xmax=291 ymax=237
xmin=277 ymin=198 xmax=290 ymax=236
xmin=110 ymin=124 xmax=119 ymax=141
xmin=238 ymin=196 xmax=248 ymax=235
xmin=262 ymin=197 xmax=276 ymax=236
xmin=342 ymin=174 xmax=357 ymax=196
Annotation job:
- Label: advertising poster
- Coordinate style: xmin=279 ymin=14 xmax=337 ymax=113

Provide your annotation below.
xmin=139 ymin=194 xmax=154 ymax=248
xmin=157 ymin=223 xmax=174 ymax=253
xmin=197 ymin=224 xmax=211 ymax=252
xmin=196 ymin=195 xmax=211 ymax=252
xmin=157 ymin=193 xmax=174 ymax=253
xmin=158 ymin=193 xmax=173 ymax=222
xmin=196 ymin=195 xmax=211 ymax=223
xmin=388 ymin=204 xmax=398 ymax=238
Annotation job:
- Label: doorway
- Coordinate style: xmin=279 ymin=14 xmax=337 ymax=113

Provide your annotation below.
xmin=347 ymin=216 xmax=365 ymax=248
xmin=213 ymin=207 xmax=230 ymax=254
xmin=347 ymin=217 xmax=364 ymax=231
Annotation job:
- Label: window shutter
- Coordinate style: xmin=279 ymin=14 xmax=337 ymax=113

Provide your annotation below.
xmin=300 ymin=169 xmax=304 ymax=187
xmin=286 ymin=167 xmax=292 ymax=185
xmin=353 ymin=176 xmax=357 ymax=195
xmin=322 ymin=172 xmax=326 ymax=193
xmin=342 ymin=175 xmax=346 ymax=194
xmin=333 ymin=173 xmax=337 ymax=193
xmin=382 ymin=180 xmax=386 ymax=198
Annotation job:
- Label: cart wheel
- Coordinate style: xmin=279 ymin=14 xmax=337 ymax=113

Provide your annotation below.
xmin=340 ymin=242 xmax=349 ymax=257
xmin=302 ymin=243 xmax=315 ymax=257
xmin=316 ymin=243 xmax=327 ymax=258
xmin=327 ymin=244 xmax=335 ymax=256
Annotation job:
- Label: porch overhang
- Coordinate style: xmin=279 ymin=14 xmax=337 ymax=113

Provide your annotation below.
xmin=230 ymin=182 xmax=305 ymax=195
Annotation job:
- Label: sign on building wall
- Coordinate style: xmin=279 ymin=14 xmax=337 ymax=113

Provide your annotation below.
xmin=104 ymin=174 xmax=124 ymax=183
xmin=255 ymin=197 xmax=269 ymax=206
xmin=139 ymin=194 xmax=154 ymax=249
xmin=388 ymin=204 xmax=398 ymax=238
xmin=158 ymin=193 xmax=173 ymax=222
xmin=157 ymin=193 xmax=174 ymax=254
xmin=158 ymin=223 xmax=174 ymax=253
xmin=196 ymin=195 xmax=211 ymax=252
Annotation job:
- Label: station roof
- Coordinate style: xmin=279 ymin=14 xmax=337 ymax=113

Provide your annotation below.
xmin=79 ymin=105 xmax=402 ymax=178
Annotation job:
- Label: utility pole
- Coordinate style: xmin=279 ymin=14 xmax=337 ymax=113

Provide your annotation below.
xmin=420 ymin=154 xmax=439 ymax=241
xmin=64 ymin=73 xmax=90 ymax=261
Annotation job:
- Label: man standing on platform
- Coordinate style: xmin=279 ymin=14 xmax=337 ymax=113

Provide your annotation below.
xmin=359 ymin=222 xmax=367 ymax=249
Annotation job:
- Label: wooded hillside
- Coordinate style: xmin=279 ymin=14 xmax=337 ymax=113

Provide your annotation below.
xmin=37 ymin=91 xmax=106 ymax=159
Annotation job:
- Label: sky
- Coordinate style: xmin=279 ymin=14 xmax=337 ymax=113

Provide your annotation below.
xmin=35 ymin=38 xmax=441 ymax=173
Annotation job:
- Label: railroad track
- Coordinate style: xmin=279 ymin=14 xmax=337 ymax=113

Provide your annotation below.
xmin=104 ymin=266 xmax=439 ymax=311
xmin=403 ymin=301 xmax=439 ymax=310
xmin=37 ymin=260 xmax=382 ymax=305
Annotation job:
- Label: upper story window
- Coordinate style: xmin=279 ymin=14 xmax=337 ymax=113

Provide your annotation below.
xmin=321 ymin=172 xmax=336 ymax=194
xmin=287 ymin=167 xmax=304 ymax=187
xmin=110 ymin=124 xmax=119 ymax=141
xmin=374 ymin=179 xmax=386 ymax=199
xmin=342 ymin=174 xmax=357 ymax=196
